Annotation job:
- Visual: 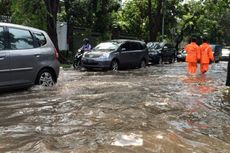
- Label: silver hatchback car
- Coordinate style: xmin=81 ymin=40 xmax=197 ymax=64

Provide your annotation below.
xmin=0 ymin=23 xmax=60 ymax=90
xmin=82 ymin=39 xmax=149 ymax=71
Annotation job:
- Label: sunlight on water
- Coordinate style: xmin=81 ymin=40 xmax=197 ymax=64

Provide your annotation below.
xmin=111 ymin=133 xmax=143 ymax=147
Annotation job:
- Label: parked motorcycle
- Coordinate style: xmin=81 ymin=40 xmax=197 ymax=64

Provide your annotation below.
xmin=73 ymin=49 xmax=84 ymax=69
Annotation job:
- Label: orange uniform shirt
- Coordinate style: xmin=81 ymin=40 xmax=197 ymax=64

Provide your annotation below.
xmin=185 ymin=42 xmax=200 ymax=63
xmin=200 ymin=43 xmax=214 ymax=64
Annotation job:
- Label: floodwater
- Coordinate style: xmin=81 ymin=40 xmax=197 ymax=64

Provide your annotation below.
xmin=0 ymin=62 xmax=230 ymax=153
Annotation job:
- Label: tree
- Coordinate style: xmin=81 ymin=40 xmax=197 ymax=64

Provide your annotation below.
xmin=63 ymin=0 xmax=74 ymax=52
xmin=148 ymin=0 xmax=154 ymax=41
xmin=112 ymin=0 xmax=149 ymax=40
xmin=151 ymin=0 xmax=163 ymax=41
xmin=11 ymin=0 xmax=47 ymax=30
xmin=44 ymin=0 xmax=60 ymax=52
xmin=0 ymin=0 xmax=11 ymax=22
xmin=92 ymin=0 xmax=120 ymax=39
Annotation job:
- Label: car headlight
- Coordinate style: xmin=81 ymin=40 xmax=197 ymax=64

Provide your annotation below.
xmin=99 ymin=53 xmax=110 ymax=59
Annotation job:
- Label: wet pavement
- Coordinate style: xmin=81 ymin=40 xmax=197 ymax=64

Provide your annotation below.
xmin=0 ymin=62 xmax=230 ymax=153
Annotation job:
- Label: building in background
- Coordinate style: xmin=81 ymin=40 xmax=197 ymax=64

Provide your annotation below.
xmin=57 ymin=22 xmax=68 ymax=51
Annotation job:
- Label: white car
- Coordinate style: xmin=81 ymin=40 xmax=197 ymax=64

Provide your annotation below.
xmin=221 ymin=47 xmax=230 ymax=61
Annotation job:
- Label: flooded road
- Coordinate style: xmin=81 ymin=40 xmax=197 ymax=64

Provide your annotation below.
xmin=0 ymin=62 xmax=230 ymax=153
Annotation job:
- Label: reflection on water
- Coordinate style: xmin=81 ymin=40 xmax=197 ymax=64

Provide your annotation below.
xmin=112 ymin=133 xmax=143 ymax=147
xmin=0 ymin=62 xmax=230 ymax=153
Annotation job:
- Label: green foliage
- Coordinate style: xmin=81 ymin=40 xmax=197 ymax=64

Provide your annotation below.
xmin=0 ymin=0 xmax=12 ymax=22
xmin=5 ymin=0 xmax=230 ymax=45
xmin=112 ymin=0 xmax=149 ymax=39
xmin=11 ymin=0 xmax=47 ymax=30
xmin=62 ymin=0 xmax=120 ymax=37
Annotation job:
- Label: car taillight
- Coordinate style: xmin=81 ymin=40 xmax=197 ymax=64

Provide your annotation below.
xmin=54 ymin=48 xmax=59 ymax=59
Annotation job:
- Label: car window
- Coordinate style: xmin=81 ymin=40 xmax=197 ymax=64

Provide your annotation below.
xmin=9 ymin=28 xmax=34 ymax=50
xmin=155 ymin=44 xmax=160 ymax=49
xmin=138 ymin=42 xmax=146 ymax=50
xmin=120 ymin=42 xmax=131 ymax=51
xmin=33 ymin=32 xmax=47 ymax=47
xmin=130 ymin=42 xmax=141 ymax=50
xmin=148 ymin=44 xmax=160 ymax=50
xmin=93 ymin=42 xmax=120 ymax=52
xmin=0 ymin=27 xmax=5 ymax=50
xmin=147 ymin=42 xmax=153 ymax=48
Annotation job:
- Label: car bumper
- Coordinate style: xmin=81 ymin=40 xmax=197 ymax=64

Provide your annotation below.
xmin=177 ymin=55 xmax=186 ymax=61
xmin=220 ymin=55 xmax=229 ymax=61
xmin=149 ymin=55 xmax=159 ymax=62
xmin=82 ymin=58 xmax=111 ymax=68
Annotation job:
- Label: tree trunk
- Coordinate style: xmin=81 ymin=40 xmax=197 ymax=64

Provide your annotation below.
xmin=152 ymin=0 xmax=163 ymax=41
xmin=44 ymin=0 xmax=59 ymax=52
xmin=64 ymin=0 xmax=74 ymax=53
xmin=148 ymin=0 xmax=154 ymax=41
xmin=226 ymin=57 xmax=230 ymax=86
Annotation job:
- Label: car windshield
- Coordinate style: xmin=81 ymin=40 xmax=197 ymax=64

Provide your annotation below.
xmin=211 ymin=45 xmax=216 ymax=50
xmin=93 ymin=42 xmax=120 ymax=52
xmin=147 ymin=42 xmax=159 ymax=49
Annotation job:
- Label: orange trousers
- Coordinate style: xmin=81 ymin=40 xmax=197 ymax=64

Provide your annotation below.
xmin=200 ymin=63 xmax=209 ymax=74
xmin=187 ymin=62 xmax=197 ymax=74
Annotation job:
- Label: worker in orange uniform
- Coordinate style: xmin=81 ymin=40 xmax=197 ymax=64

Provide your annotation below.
xmin=184 ymin=37 xmax=200 ymax=74
xmin=199 ymin=37 xmax=214 ymax=74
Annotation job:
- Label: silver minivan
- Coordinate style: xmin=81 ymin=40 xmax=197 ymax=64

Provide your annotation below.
xmin=0 ymin=23 xmax=60 ymax=90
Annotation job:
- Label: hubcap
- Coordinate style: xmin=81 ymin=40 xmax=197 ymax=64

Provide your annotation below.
xmin=39 ymin=72 xmax=54 ymax=87
xmin=112 ymin=61 xmax=118 ymax=71
xmin=159 ymin=58 xmax=162 ymax=64
xmin=141 ymin=60 xmax=146 ymax=68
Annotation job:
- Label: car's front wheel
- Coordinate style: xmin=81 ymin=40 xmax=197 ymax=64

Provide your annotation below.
xmin=169 ymin=56 xmax=175 ymax=63
xmin=140 ymin=59 xmax=146 ymax=68
xmin=73 ymin=60 xmax=81 ymax=70
xmin=111 ymin=60 xmax=119 ymax=71
xmin=157 ymin=56 xmax=162 ymax=64
xmin=36 ymin=69 xmax=56 ymax=87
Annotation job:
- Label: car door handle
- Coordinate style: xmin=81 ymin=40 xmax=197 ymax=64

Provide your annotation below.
xmin=35 ymin=54 xmax=40 ymax=58
xmin=0 ymin=56 xmax=5 ymax=60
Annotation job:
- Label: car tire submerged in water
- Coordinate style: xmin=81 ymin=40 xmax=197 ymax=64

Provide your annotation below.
xmin=169 ymin=56 xmax=175 ymax=63
xmin=36 ymin=69 xmax=56 ymax=87
xmin=157 ymin=57 xmax=162 ymax=64
xmin=140 ymin=59 xmax=146 ymax=68
xmin=73 ymin=61 xmax=81 ymax=70
xmin=111 ymin=60 xmax=119 ymax=71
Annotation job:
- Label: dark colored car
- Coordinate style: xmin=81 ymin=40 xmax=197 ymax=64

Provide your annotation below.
xmin=0 ymin=23 xmax=60 ymax=90
xmin=147 ymin=42 xmax=176 ymax=64
xmin=82 ymin=39 xmax=149 ymax=71
xmin=160 ymin=43 xmax=177 ymax=63
xmin=147 ymin=42 xmax=162 ymax=64
xmin=211 ymin=44 xmax=222 ymax=62
xmin=221 ymin=47 xmax=230 ymax=61
xmin=177 ymin=48 xmax=186 ymax=62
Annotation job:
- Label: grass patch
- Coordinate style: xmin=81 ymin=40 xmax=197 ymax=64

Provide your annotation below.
xmin=60 ymin=64 xmax=72 ymax=69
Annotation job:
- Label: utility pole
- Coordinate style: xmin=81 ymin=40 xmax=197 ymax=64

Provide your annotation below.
xmin=226 ymin=56 xmax=230 ymax=86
